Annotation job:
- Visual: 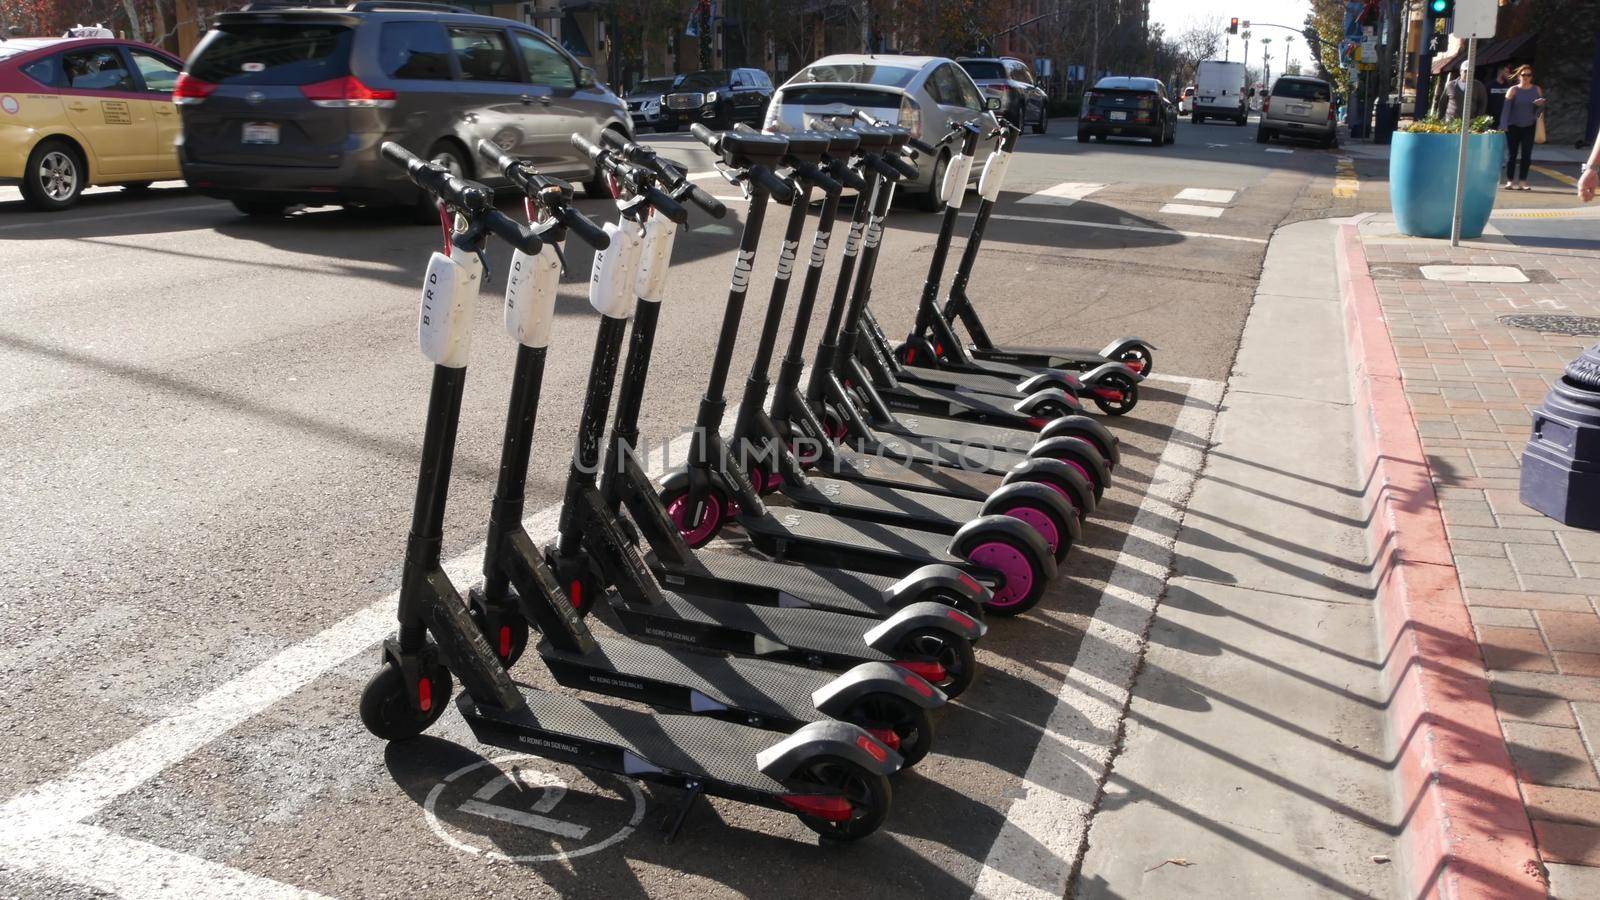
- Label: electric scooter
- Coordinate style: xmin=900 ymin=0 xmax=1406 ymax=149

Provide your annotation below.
xmin=585 ymin=132 xmax=1000 ymax=635
xmin=692 ymin=123 xmax=1079 ymax=566
xmin=543 ymin=134 xmax=987 ymax=698
xmin=920 ymin=124 xmax=1158 ymax=408
xmin=358 ymin=142 xmax=901 ymax=843
xmin=464 ymin=139 xmax=944 ymax=765
xmin=656 ymin=124 xmax=1060 ymax=616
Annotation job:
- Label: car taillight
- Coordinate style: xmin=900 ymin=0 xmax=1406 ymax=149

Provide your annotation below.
xmin=1327 ymin=103 xmax=1336 ymax=121
xmin=1137 ymin=95 xmax=1155 ymax=110
xmin=299 ymin=75 xmax=396 ymax=108
xmin=172 ymin=73 xmax=217 ymax=105
xmin=1262 ymin=96 xmax=1271 ymax=113
xmin=898 ymin=94 xmax=922 ymax=139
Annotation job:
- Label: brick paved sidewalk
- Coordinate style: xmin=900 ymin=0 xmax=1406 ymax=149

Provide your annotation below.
xmin=1358 ymin=210 xmax=1600 ymax=896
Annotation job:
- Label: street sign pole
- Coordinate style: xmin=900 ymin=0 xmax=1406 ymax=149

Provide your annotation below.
xmin=1450 ymin=36 xmax=1476 ymax=247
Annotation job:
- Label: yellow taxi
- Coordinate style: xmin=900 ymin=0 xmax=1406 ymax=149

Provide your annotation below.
xmin=0 ymin=35 xmax=186 ymax=210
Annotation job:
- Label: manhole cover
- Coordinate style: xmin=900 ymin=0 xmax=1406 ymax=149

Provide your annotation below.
xmin=1421 ymin=264 xmax=1529 ymax=283
xmin=1498 ymin=315 xmax=1600 ymax=335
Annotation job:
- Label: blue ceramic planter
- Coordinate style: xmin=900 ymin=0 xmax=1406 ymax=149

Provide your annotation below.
xmin=1390 ymin=130 xmax=1506 ymax=239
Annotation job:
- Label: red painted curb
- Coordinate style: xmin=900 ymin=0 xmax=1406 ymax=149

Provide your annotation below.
xmin=1336 ymin=225 xmax=1544 ymax=899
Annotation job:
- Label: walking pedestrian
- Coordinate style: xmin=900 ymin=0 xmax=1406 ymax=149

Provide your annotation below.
xmin=1500 ymin=65 xmax=1545 ymax=191
xmin=1579 ymin=128 xmax=1599 ymax=203
xmin=1437 ymin=61 xmax=1487 ymax=121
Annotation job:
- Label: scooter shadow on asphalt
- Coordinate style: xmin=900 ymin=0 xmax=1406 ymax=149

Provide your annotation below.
xmin=381 ymin=736 xmax=988 ymax=898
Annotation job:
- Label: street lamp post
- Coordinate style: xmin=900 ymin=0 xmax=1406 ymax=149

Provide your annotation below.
xmin=1261 ymin=37 xmax=1272 ymax=88
xmin=1284 ymin=35 xmax=1294 ymax=76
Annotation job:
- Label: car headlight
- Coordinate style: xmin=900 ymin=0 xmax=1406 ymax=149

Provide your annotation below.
xmin=705 ymin=91 xmax=719 ymax=104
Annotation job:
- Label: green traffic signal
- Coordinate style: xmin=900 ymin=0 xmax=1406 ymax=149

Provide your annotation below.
xmin=1431 ymin=0 xmax=1454 ymax=15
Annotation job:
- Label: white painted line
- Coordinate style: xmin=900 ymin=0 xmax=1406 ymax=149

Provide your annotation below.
xmin=459 ymin=799 xmax=592 ymax=840
xmin=1017 ymin=182 xmax=1106 ymax=206
xmin=1206 ymin=143 xmax=1231 ymax=149
xmin=970 ymin=376 xmax=1224 ymax=900
xmin=0 ymin=201 xmax=224 ymax=232
xmin=1265 ymin=147 xmax=1295 ymax=154
xmin=1173 ymin=188 xmax=1235 ymax=204
xmin=1158 ymin=202 xmax=1226 ymax=219
xmin=972 ymin=211 xmax=1268 ymax=245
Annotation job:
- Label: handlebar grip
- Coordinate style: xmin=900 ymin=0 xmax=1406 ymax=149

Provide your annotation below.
xmin=831 ymin=160 xmax=867 ymax=192
xmin=600 ymin=128 xmax=633 ymax=152
xmin=642 ymin=185 xmax=689 ymax=224
xmin=381 ymin=141 xmax=419 ymax=170
xmin=555 ymin=206 xmax=610 ymax=249
xmin=907 ymin=134 xmax=938 ymax=155
xmin=484 ymin=208 xmax=542 ymax=255
xmin=689 ymin=122 xmax=722 ymax=152
xmin=885 ymin=153 xmax=920 ymax=180
xmin=793 ymin=160 xmax=841 ymax=195
xmin=750 ymin=165 xmax=795 ymax=204
xmin=571 ymin=133 xmax=605 ymax=166
xmin=682 ymin=181 xmax=727 ymax=219
xmin=732 ymin=122 xmax=760 ymax=135
xmin=853 ymin=110 xmax=886 ymax=128
xmin=475 ymin=138 xmax=513 ymax=174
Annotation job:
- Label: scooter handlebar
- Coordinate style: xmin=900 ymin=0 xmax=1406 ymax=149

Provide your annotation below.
xmin=679 ymin=181 xmax=727 ymax=219
xmin=640 ymin=184 xmax=689 ymax=223
xmin=382 ymin=141 xmax=486 ymax=211
xmin=597 ymin=130 xmax=726 ymax=219
xmin=689 ymin=122 xmax=722 ymax=153
xmin=571 ymin=134 xmax=689 ymax=224
xmin=792 ymin=159 xmax=841 ymax=195
xmin=830 ymin=159 xmax=868 ymax=192
xmin=883 ymin=153 xmax=920 ymax=181
xmin=552 ymin=205 xmax=609 ymax=249
xmin=750 ymin=164 xmax=795 ymax=204
xmin=483 ymin=208 xmax=544 ymax=255
xmin=852 ymin=110 xmax=937 ymax=155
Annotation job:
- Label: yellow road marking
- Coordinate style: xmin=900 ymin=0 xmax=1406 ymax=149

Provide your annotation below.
xmin=1333 ymin=156 xmax=1359 ymax=199
xmin=1532 ymin=164 xmax=1577 ymax=187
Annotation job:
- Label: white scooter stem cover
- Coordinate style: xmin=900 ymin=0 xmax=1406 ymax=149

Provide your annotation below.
xmin=634 ymin=215 xmax=679 ymax=304
xmin=503 ymin=243 xmax=562 ymax=349
xmin=979 ymin=149 xmax=1012 ymax=202
xmin=941 ymin=152 xmax=974 ymax=207
xmin=589 ymin=218 xmax=643 ymax=319
xmin=417 ymin=246 xmax=483 ymax=368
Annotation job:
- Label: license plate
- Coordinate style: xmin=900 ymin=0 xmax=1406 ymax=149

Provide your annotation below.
xmin=242 ymin=122 xmax=279 ymax=145
xmin=1290 ymin=104 xmax=1308 ymax=115
xmin=1109 ymin=111 xmax=1127 ymax=121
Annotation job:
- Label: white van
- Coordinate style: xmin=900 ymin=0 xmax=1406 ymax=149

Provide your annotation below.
xmin=1193 ymin=60 xmax=1249 ymax=126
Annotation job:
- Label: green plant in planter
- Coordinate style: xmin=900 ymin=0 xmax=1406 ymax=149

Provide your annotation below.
xmin=1401 ymin=115 xmax=1500 ymax=134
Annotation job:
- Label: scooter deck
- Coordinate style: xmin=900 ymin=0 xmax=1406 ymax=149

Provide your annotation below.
xmin=875 ymin=378 xmax=1041 ymax=427
xmin=740 ymin=507 xmax=966 ymax=571
xmin=875 ymin=413 xmax=1038 ymax=454
xmin=891 ymin=363 xmax=1034 ymax=398
xmin=461 ymin=683 xmax=788 ymax=793
xmin=614 ymin=587 xmax=896 ymax=665
xmin=538 ymin=632 xmax=825 ymax=726
xmin=970 ymin=342 xmax=1112 ymax=371
xmin=816 ymin=443 xmax=1003 ymax=499
xmin=651 ymin=548 xmax=900 ymax=619
xmin=781 ymin=477 xmax=983 ymax=529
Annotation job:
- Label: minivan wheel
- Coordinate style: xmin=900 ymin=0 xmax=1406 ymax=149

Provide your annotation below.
xmin=21 ymin=139 xmax=85 ymax=211
xmin=1032 ymin=107 xmax=1048 ymax=135
xmin=412 ymin=142 xmax=468 ymax=224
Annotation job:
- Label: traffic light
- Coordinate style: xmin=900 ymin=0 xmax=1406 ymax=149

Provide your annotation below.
xmin=1229 ymin=17 xmax=1239 ymax=35
xmin=1430 ymin=0 xmax=1455 ymax=17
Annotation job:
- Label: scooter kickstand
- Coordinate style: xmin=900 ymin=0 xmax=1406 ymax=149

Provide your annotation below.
xmin=661 ymin=779 xmax=705 ymax=843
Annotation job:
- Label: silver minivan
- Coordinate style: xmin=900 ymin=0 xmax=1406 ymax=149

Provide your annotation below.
xmin=178 ymin=4 xmax=630 ymax=217
xmin=1257 ymin=75 xmax=1336 ymax=148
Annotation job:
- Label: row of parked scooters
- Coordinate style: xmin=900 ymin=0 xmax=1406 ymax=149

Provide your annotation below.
xmin=359 ymin=113 xmax=1155 ymax=842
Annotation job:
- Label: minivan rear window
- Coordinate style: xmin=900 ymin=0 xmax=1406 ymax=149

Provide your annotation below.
xmin=959 ymin=61 xmax=1005 ymax=80
xmin=1272 ymin=79 xmax=1331 ymax=101
xmin=190 ymin=24 xmax=352 ymax=85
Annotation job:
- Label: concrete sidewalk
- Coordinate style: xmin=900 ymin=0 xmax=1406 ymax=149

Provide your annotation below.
xmin=1074 ymin=219 xmax=1401 ymax=897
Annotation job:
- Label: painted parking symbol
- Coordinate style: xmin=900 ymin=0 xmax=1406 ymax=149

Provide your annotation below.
xmin=423 ymin=754 xmax=644 ymax=862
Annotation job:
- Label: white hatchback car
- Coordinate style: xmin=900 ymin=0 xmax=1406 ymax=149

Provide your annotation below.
xmin=764 ymin=53 xmax=999 ymax=210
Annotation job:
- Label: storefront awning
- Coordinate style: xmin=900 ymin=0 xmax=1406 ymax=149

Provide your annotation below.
xmin=1431 ymin=32 xmax=1534 ymax=75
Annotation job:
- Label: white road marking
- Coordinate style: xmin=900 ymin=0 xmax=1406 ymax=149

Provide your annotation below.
xmin=1173 ymin=188 xmax=1235 ymax=204
xmin=459 ymin=800 xmax=592 ymax=840
xmin=1265 ymin=147 xmax=1295 ymax=154
xmin=972 ymin=210 xmax=1268 ymax=245
xmin=0 ymin=201 xmax=224 ymax=232
xmin=970 ymin=376 xmax=1224 ymax=900
xmin=1206 ymin=143 xmax=1231 ymax=149
xmin=1017 ymin=182 xmax=1106 ymax=206
xmin=1158 ymin=202 xmax=1226 ymax=219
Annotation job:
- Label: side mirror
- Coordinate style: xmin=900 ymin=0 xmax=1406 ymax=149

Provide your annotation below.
xmin=985 ymin=96 xmax=1002 ymax=110
xmin=578 ymin=67 xmax=597 ymax=88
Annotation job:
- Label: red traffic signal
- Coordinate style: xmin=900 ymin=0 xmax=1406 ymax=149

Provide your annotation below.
xmin=1229 ymin=17 xmax=1240 ymax=34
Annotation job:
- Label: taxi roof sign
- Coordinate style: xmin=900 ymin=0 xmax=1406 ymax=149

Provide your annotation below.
xmin=64 ymin=25 xmax=116 ymax=38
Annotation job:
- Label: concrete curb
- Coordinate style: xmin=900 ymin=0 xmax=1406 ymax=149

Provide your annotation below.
xmin=1335 ymin=224 xmax=1546 ymax=899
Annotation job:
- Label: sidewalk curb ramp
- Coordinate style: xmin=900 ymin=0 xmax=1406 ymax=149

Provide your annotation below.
xmin=1336 ymin=224 xmax=1545 ymax=899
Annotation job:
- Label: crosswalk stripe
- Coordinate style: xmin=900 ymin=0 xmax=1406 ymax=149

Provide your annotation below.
xmin=1173 ymin=188 xmax=1235 ymax=204
xmin=1158 ymin=202 xmax=1226 ymax=218
xmin=1018 ymin=182 xmax=1107 ymax=206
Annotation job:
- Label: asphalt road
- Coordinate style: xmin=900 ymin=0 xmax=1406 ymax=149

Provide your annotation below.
xmin=1 ymin=117 xmax=1337 ymax=898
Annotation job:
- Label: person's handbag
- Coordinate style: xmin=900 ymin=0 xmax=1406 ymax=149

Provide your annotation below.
xmin=1535 ymin=111 xmax=1548 ymax=144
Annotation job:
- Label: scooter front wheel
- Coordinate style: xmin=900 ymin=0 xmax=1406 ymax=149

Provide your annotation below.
xmin=846 ymin=694 xmax=936 ymax=768
xmin=897 ymin=627 xmax=978 ymax=698
xmin=359 ymin=661 xmax=452 ymax=742
xmin=1117 ymin=344 xmax=1155 ymax=379
xmin=954 ymin=531 xmax=1053 ymax=616
xmin=1090 ymin=371 xmax=1140 ymax=416
xmin=787 ymin=756 xmax=893 ymax=842
xmin=661 ymin=485 xmax=730 ymax=548
xmin=984 ymin=497 xmax=1075 ymax=564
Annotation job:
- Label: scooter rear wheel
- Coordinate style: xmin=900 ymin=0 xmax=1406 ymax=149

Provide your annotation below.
xmin=661 ymin=485 xmax=730 ymax=548
xmin=359 ymin=661 xmax=452 ymax=742
xmin=1090 ymin=371 xmax=1140 ymax=416
xmin=987 ymin=497 xmax=1075 ymax=564
xmin=1117 ymin=344 xmax=1155 ymax=379
xmin=955 ymin=532 xmax=1052 ymax=616
xmin=789 ymin=756 xmax=893 ymax=842
xmin=897 ymin=627 xmax=978 ymax=698
xmin=846 ymin=694 xmax=935 ymax=768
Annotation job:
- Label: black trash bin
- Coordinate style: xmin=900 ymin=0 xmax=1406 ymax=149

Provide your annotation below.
xmin=1521 ymin=345 xmax=1600 ymax=530
xmin=1374 ymin=97 xmax=1399 ymax=145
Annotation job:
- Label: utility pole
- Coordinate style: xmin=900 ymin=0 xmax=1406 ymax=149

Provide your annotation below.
xmin=1262 ymin=37 xmax=1272 ymax=88
xmin=1089 ymin=0 xmax=1100 ymax=82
